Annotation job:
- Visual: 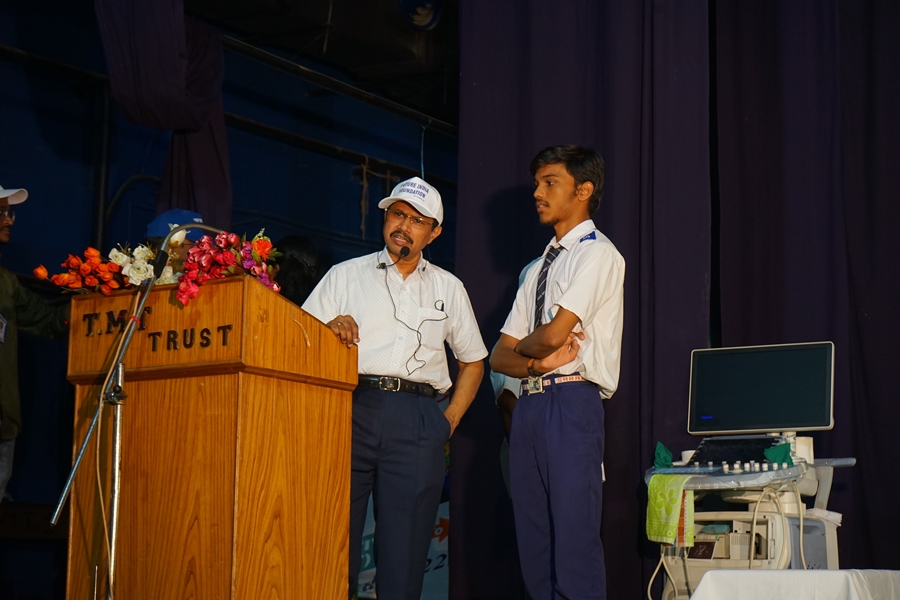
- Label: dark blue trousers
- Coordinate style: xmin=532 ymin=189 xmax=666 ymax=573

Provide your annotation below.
xmin=348 ymin=386 xmax=450 ymax=600
xmin=510 ymin=381 xmax=606 ymax=599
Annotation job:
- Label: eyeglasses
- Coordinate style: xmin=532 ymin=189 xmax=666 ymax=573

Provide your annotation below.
xmin=0 ymin=208 xmax=15 ymax=224
xmin=386 ymin=208 xmax=436 ymax=230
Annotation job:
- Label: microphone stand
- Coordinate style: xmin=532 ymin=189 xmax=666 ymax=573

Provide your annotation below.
xmin=51 ymin=223 xmax=223 ymax=598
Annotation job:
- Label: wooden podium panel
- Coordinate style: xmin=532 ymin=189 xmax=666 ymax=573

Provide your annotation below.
xmin=234 ymin=374 xmax=351 ymax=599
xmin=65 ymin=277 xmax=355 ymax=599
xmin=68 ymin=375 xmax=239 ymax=599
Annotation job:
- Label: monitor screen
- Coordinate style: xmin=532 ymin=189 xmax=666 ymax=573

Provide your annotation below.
xmin=687 ymin=341 xmax=834 ymax=435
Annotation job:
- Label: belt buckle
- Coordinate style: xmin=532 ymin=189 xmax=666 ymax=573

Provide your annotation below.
xmin=524 ymin=376 xmax=544 ymax=395
xmin=379 ymin=376 xmax=401 ymax=392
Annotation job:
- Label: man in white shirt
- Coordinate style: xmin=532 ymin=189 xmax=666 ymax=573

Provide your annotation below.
xmin=491 ymin=146 xmax=625 ymax=600
xmin=302 ymin=177 xmax=487 ymax=600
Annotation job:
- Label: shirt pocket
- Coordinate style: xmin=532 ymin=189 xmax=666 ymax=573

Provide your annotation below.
xmin=416 ymin=307 xmax=449 ymax=350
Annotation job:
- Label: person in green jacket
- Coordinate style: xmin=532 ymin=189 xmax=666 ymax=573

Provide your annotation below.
xmin=0 ymin=184 xmax=69 ymax=502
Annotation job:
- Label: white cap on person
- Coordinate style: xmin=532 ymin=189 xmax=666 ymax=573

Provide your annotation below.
xmin=0 ymin=185 xmax=28 ymax=204
xmin=377 ymin=177 xmax=443 ymax=225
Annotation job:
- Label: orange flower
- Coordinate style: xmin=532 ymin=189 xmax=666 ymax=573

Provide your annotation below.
xmin=252 ymin=238 xmax=273 ymax=261
xmin=51 ymin=273 xmax=68 ymax=286
xmin=33 ymin=265 xmax=48 ymax=280
xmin=95 ymin=263 xmax=109 ymax=273
xmin=80 ymin=262 xmax=93 ymax=276
xmin=84 ymin=275 xmax=99 ymax=287
xmin=84 ymin=247 xmax=101 ymax=259
xmin=87 ymin=256 xmax=102 ymax=268
xmin=100 ymin=284 xmax=112 ymax=295
xmin=107 ymin=279 xmax=120 ymax=289
xmin=68 ymin=277 xmax=83 ymax=289
xmin=65 ymin=254 xmax=83 ymax=269
xmin=98 ymin=271 xmax=113 ymax=282
xmin=107 ymin=262 xmax=121 ymax=273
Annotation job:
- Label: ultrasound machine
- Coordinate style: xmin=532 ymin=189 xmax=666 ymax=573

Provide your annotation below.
xmin=646 ymin=341 xmax=855 ymax=600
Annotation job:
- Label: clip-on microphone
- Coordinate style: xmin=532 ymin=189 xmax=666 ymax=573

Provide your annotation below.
xmin=377 ymin=246 xmax=411 ymax=269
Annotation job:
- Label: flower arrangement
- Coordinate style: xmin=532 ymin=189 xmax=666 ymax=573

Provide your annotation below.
xmin=35 ymin=247 xmax=127 ymax=295
xmin=35 ymin=229 xmax=280 ymax=307
xmin=34 ymin=243 xmax=178 ymax=295
xmin=176 ymin=230 xmax=280 ymax=306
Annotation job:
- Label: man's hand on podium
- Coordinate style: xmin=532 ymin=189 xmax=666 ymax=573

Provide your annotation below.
xmin=327 ymin=315 xmax=359 ymax=347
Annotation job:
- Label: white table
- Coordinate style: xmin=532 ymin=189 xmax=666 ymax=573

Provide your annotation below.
xmin=690 ymin=569 xmax=900 ymax=600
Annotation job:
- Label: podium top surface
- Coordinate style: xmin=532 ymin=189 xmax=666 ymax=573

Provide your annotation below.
xmin=67 ymin=276 xmax=356 ymax=389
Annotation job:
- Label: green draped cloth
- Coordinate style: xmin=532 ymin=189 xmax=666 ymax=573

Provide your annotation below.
xmin=646 ymin=474 xmax=694 ymax=546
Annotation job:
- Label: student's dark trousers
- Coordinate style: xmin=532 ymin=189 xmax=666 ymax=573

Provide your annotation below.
xmin=510 ymin=380 xmax=606 ymax=600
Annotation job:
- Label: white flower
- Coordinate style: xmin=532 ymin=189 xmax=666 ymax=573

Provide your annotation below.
xmin=123 ymin=260 xmax=152 ymax=286
xmin=156 ymin=266 xmax=178 ymax=285
xmin=132 ymin=245 xmax=152 ymax=262
xmin=167 ymin=227 xmax=187 ymax=247
xmin=108 ymin=248 xmax=130 ymax=267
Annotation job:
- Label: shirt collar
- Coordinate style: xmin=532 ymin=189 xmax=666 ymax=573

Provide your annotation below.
xmin=545 ymin=219 xmax=597 ymax=253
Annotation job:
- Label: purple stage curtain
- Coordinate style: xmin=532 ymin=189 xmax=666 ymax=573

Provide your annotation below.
xmin=716 ymin=0 xmax=900 ymax=568
xmin=456 ymin=2 xmax=711 ymax=598
xmin=94 ymin=2 xmax=232 ymax=229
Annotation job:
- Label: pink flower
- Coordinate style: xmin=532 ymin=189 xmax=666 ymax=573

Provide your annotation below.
xmin=176 ymin=279 xmax=200 ymax=306
xmin=196 ymin=236 xmax=214 ymax=252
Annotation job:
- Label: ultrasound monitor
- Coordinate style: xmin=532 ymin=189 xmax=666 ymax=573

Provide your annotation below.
xmin=687 ymin=341 xmax=834 ymax=436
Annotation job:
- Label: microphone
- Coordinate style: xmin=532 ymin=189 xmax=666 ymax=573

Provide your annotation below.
xmin=377 ymin=246 xmax=411 ymax=269
xmin=153 ymin=222 xmax=224 ymax=278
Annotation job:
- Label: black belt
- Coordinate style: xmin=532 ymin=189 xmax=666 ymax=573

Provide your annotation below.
xmin=357 ymin=375 xmax=437 ymax=398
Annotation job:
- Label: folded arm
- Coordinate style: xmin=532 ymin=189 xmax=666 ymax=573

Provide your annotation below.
xmin=490 ymin=329 xmax=581 ymax=379
xmin=514 ymin=306 xmax=581 ymax=358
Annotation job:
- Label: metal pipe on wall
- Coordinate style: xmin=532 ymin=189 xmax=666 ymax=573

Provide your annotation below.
xmin=221 ymin=36 xmax=458 ymax=138
xmin=0 ymin=43 xmax=457 ymax=243
xmin=92 ymin=86 xmax=113 ymax=250
xmin=223 ymin=112 xmax=456 ymax=191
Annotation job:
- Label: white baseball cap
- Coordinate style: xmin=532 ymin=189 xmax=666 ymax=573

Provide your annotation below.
xmin=377 ymin=176 xmax=443 ymax=225
xmin=0 ymin=185 xmax=28 ymax=205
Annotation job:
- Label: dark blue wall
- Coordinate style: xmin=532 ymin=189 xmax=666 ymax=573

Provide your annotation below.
xmin=1 ymin=1 xmax=457 ymax=597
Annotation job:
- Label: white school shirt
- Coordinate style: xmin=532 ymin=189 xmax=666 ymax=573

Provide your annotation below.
xmin=302 ymin=248 xmax=488 ymax=394
xmin=500 ymin=220 xmax=625 ymax=399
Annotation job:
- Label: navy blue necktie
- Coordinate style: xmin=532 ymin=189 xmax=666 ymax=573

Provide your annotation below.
xmin=534 ymin=246 xmax=562 ymax=331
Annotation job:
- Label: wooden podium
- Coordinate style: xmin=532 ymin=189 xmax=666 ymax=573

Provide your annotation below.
xmin=65 ymin=276 xmax=356 ymax=599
